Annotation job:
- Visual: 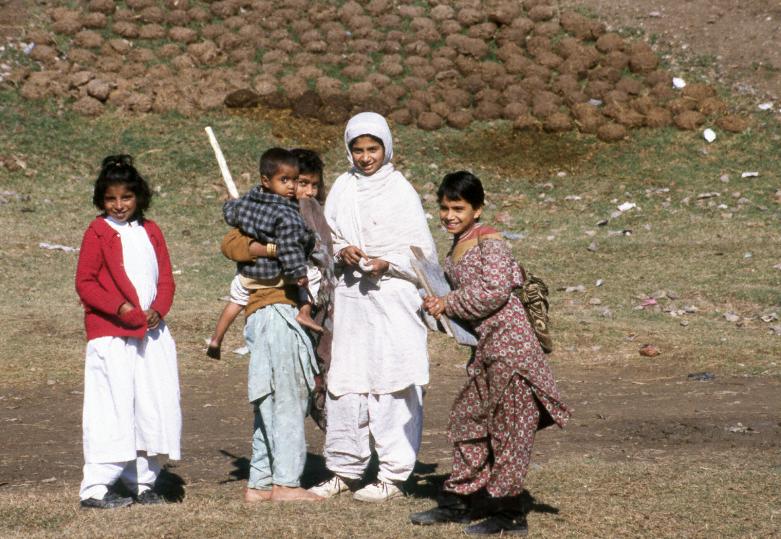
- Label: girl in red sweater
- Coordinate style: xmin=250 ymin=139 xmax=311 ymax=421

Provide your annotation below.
xmin=75 ymin=155 xmax=181 ymax=509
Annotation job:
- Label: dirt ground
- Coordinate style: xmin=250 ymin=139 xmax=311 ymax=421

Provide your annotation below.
xmin=562 ymin=0 xmax=781 ymax=100
xmin=2 ymin=355 xmax=780 ymax=492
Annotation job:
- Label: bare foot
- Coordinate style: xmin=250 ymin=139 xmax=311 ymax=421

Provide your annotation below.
xmin=206 ymin=339 xmax=221 ymax=360
xmin=244 ymin=488 xmax=271 ymax=503
xmin=271 ymin=485 xmax=323 ymax=502
xmin=295 ymin=312 xmax=324 ymax=334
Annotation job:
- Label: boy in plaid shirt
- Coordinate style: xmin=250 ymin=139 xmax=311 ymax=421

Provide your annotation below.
xmin=222 ymin=147 xmax=323 ymax=502
xmin=223 ymin=147 xmax=314 ymax=290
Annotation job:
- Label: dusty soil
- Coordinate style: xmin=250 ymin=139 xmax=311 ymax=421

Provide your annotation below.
xmin=2 ymin=359 xmax=779 ymax=491
xmin=562 ymin=0 xmax=781 ymax=100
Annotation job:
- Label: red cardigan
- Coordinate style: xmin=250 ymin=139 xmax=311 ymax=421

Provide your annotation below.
xmin=75 ymin=216 xmax=176 ymax=341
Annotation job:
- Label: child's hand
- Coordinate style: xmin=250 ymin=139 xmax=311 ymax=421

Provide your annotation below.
xmin=422 ymin=295 xmax=446 ymax=319
xmin=366 ymin=258 xmax=389 ymax=279
xmin=145 ymin=309 xmax=160 ymax=330
xmin=338 ymin=245 xmax=368 ymax=266
xmin=119 ymin=306 xmax=147 ymax=328
xmin=297 ymin=276 xmax=309 ymax=288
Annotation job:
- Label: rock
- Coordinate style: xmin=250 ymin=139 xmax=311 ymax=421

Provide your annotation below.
xmin=596 ymin=33 xmax=625 ymax=53
xmin=389 ymin=108 xmax=412 ymax=126
xmin=543 ymin=112 xmax=572 ymax=132
xmin=86 ymin=79 xmax=111 ymax=101
xmin=682 ymin=83 xmax=716 ymax=102
xmin=169 ymin=26 xmax=198 ymax=44
xmin=88 ymin=0 xmax=116 ymax=14
xmin=513 ymin=114 xmax=541 ymax=131
xmin=416 ymin=111 xmax=443 ymax=131
xmin=629 ymin=51 xmax=659 ymax=73
xmin=638 ymin=344 xmax=660 ymax=357
xmin=52 ymin=18 xmax=83 ymax=35
xmin=224 ymin=89 xmax=260 ymax=108
xmin=137 ymin=23 xmax=166 ymax=40
xmin=559 ymin=11 xmax=593 ymax=39
xmin=674 ymin=110 xmax=705 ymax=130
xmin=597 ymin=122 xmax=627 ymax=142
xmin=644 ymin=108 xmax=672 ymax=127
xmin=447 ymin=110 xmax=473 ymax=129
xmin=73 ymin=95 xmax=104 ymax=116
xmin=716 ymin=115 xmax=750 ymax=133
xmin=73 ymin=30 xmax=104 ymax=49
xmin=112 ymin=21 xmax=139 ymax=38
xmin=83 ymin=12 xmax=108 ymax=29
xmin=527 ymin=5 xmax=555 ymax=22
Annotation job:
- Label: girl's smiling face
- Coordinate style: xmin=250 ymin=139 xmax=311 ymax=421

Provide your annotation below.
xmin=103 ymin=183 xmax=138 ymax=223
xmin=350 ymin=135 xmax=385 ymax=176
xmin=439 ymin=195 xmax=483 ymax=236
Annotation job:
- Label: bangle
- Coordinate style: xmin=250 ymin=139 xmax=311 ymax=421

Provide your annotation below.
xmin=267 ymin=243 xmax=277 ymax=258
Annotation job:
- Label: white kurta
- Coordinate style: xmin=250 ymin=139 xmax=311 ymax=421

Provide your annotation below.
xmin=82 ymin=218 xmax=181 ymax=464
xmin=325 ymin=165 xmax=437 ymax=396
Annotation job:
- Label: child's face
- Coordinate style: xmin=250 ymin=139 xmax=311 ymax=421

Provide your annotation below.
xmin=261 ymin=163 xmax=299 ymax=199
xmin=103 ymin=183 xmax=138 ymax=223
xmin=439 ymin=195 xmax=483 ymax=236
xmin=350 ymin=135 xmax=385 ymax=176
xmin=296 ymin=172 xmax=321 ymax=200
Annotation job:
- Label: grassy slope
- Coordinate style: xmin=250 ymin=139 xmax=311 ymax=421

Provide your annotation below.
xmin=1 ymin=87 xmax=780 ymax=537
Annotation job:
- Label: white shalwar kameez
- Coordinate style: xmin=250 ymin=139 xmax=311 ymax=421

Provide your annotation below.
xmin=79 ymin=217 xmax=181 ymax=501
xmin=323 ymin=112 xmax=436 ymax=483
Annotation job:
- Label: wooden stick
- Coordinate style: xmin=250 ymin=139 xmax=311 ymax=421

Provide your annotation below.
xmin=204 ymin=126 xmax=240 ymax=200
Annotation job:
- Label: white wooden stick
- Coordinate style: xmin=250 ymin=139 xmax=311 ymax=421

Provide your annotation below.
xmin=204 ymin=126 xmax=240 ymax=200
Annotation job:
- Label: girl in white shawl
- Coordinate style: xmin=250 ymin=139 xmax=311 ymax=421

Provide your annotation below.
xmin=309 ymin=112 xmax=437 ymax=502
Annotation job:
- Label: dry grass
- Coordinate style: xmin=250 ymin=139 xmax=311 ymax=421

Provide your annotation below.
xmin=1 ymin=451 xmax=778 ymax=538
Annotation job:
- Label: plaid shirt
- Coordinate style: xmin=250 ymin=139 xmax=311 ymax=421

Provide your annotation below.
xmin=223 ymin=186 xmax=314 ymax=280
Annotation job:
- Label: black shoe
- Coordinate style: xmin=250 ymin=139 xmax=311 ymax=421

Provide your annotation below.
xmin=80 ymin=492 xmax=134 ymax=509
xmin=136 ymin=490 xmax=165 ymax=505
xmin=464 ymin=513 xmax=529 ymax=536
xmin=410 ymin=505 xmax=472 ymax=525
xmin=410 ymin=493 xmax=472 ymax=526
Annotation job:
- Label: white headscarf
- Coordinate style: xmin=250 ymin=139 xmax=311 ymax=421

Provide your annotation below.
xmin=344 ymin=112 xmax=393 ymax=167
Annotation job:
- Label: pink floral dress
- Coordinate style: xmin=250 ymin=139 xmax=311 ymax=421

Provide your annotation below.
xmin=441 ymin=227 xmax=571 ymax=498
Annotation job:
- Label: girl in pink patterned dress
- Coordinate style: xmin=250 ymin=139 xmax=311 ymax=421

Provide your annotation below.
xmin=410 ymin=171 xmax=571 ymax=536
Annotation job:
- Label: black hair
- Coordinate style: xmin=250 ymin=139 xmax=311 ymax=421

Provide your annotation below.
xmin=92 ymin=154 xmax=152 ymax=219
xmin=259 ymin=147 xmax=299 ymax=179
xmin=437 ymin=171 xmax=485 ymax=209
xmin=348 ymin=133 xmax=384 ymax=150
xmin=290 ymin=148 xmax=326 ymax=204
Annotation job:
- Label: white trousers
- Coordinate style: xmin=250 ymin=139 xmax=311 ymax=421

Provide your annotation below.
xmin=324 ymin=385 xmax=423 ymax=483
xmin=80 ymin=454 xmax=160 ymax=500
xmin=81 ymin=324 xmax=181 ymax=498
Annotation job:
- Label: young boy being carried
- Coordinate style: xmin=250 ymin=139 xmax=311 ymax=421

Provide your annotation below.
xmin=222 ymin=147 xmax=321 ymax=502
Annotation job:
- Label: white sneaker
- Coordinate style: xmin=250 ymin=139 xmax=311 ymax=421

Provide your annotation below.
xmin=352 ymin=481 xmax=404 ymax=503
xmin=308 ymin=475 xmax=356 ymax=498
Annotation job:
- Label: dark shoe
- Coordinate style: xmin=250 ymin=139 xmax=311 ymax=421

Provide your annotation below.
xmin=80 ymin=492 xmax=134 ymax=509
xmin=410 ymin=505 xmax=471 ymax=525
xmin=410 ymin=493 xmax=471 ymax=525
xmin=464 ymin=513 xmax=528 ymax=536
xmin=136 ymin=489 xmax=165 ymax=505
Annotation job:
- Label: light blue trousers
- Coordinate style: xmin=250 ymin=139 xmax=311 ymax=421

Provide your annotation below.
xmin=245 ymin=307 xmax=312 ymax=490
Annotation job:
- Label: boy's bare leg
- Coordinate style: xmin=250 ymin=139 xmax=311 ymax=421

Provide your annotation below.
xmin=244 ymin=488 xmax=272 ymax=503
xmin=270 ymin=485 xmax=323 ymax=502
xmin=295 ymin=303 xmax=323 ymax=334
xmin=207 ymin=302 xmax=244 ymax=359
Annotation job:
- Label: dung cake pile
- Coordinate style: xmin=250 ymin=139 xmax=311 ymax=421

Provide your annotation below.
xmin=8 ymin=0 xmax=749 ymax=140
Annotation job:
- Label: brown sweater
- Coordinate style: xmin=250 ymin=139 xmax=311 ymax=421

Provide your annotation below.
xmin=220 ymin=228 xmax=297 ymax=318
